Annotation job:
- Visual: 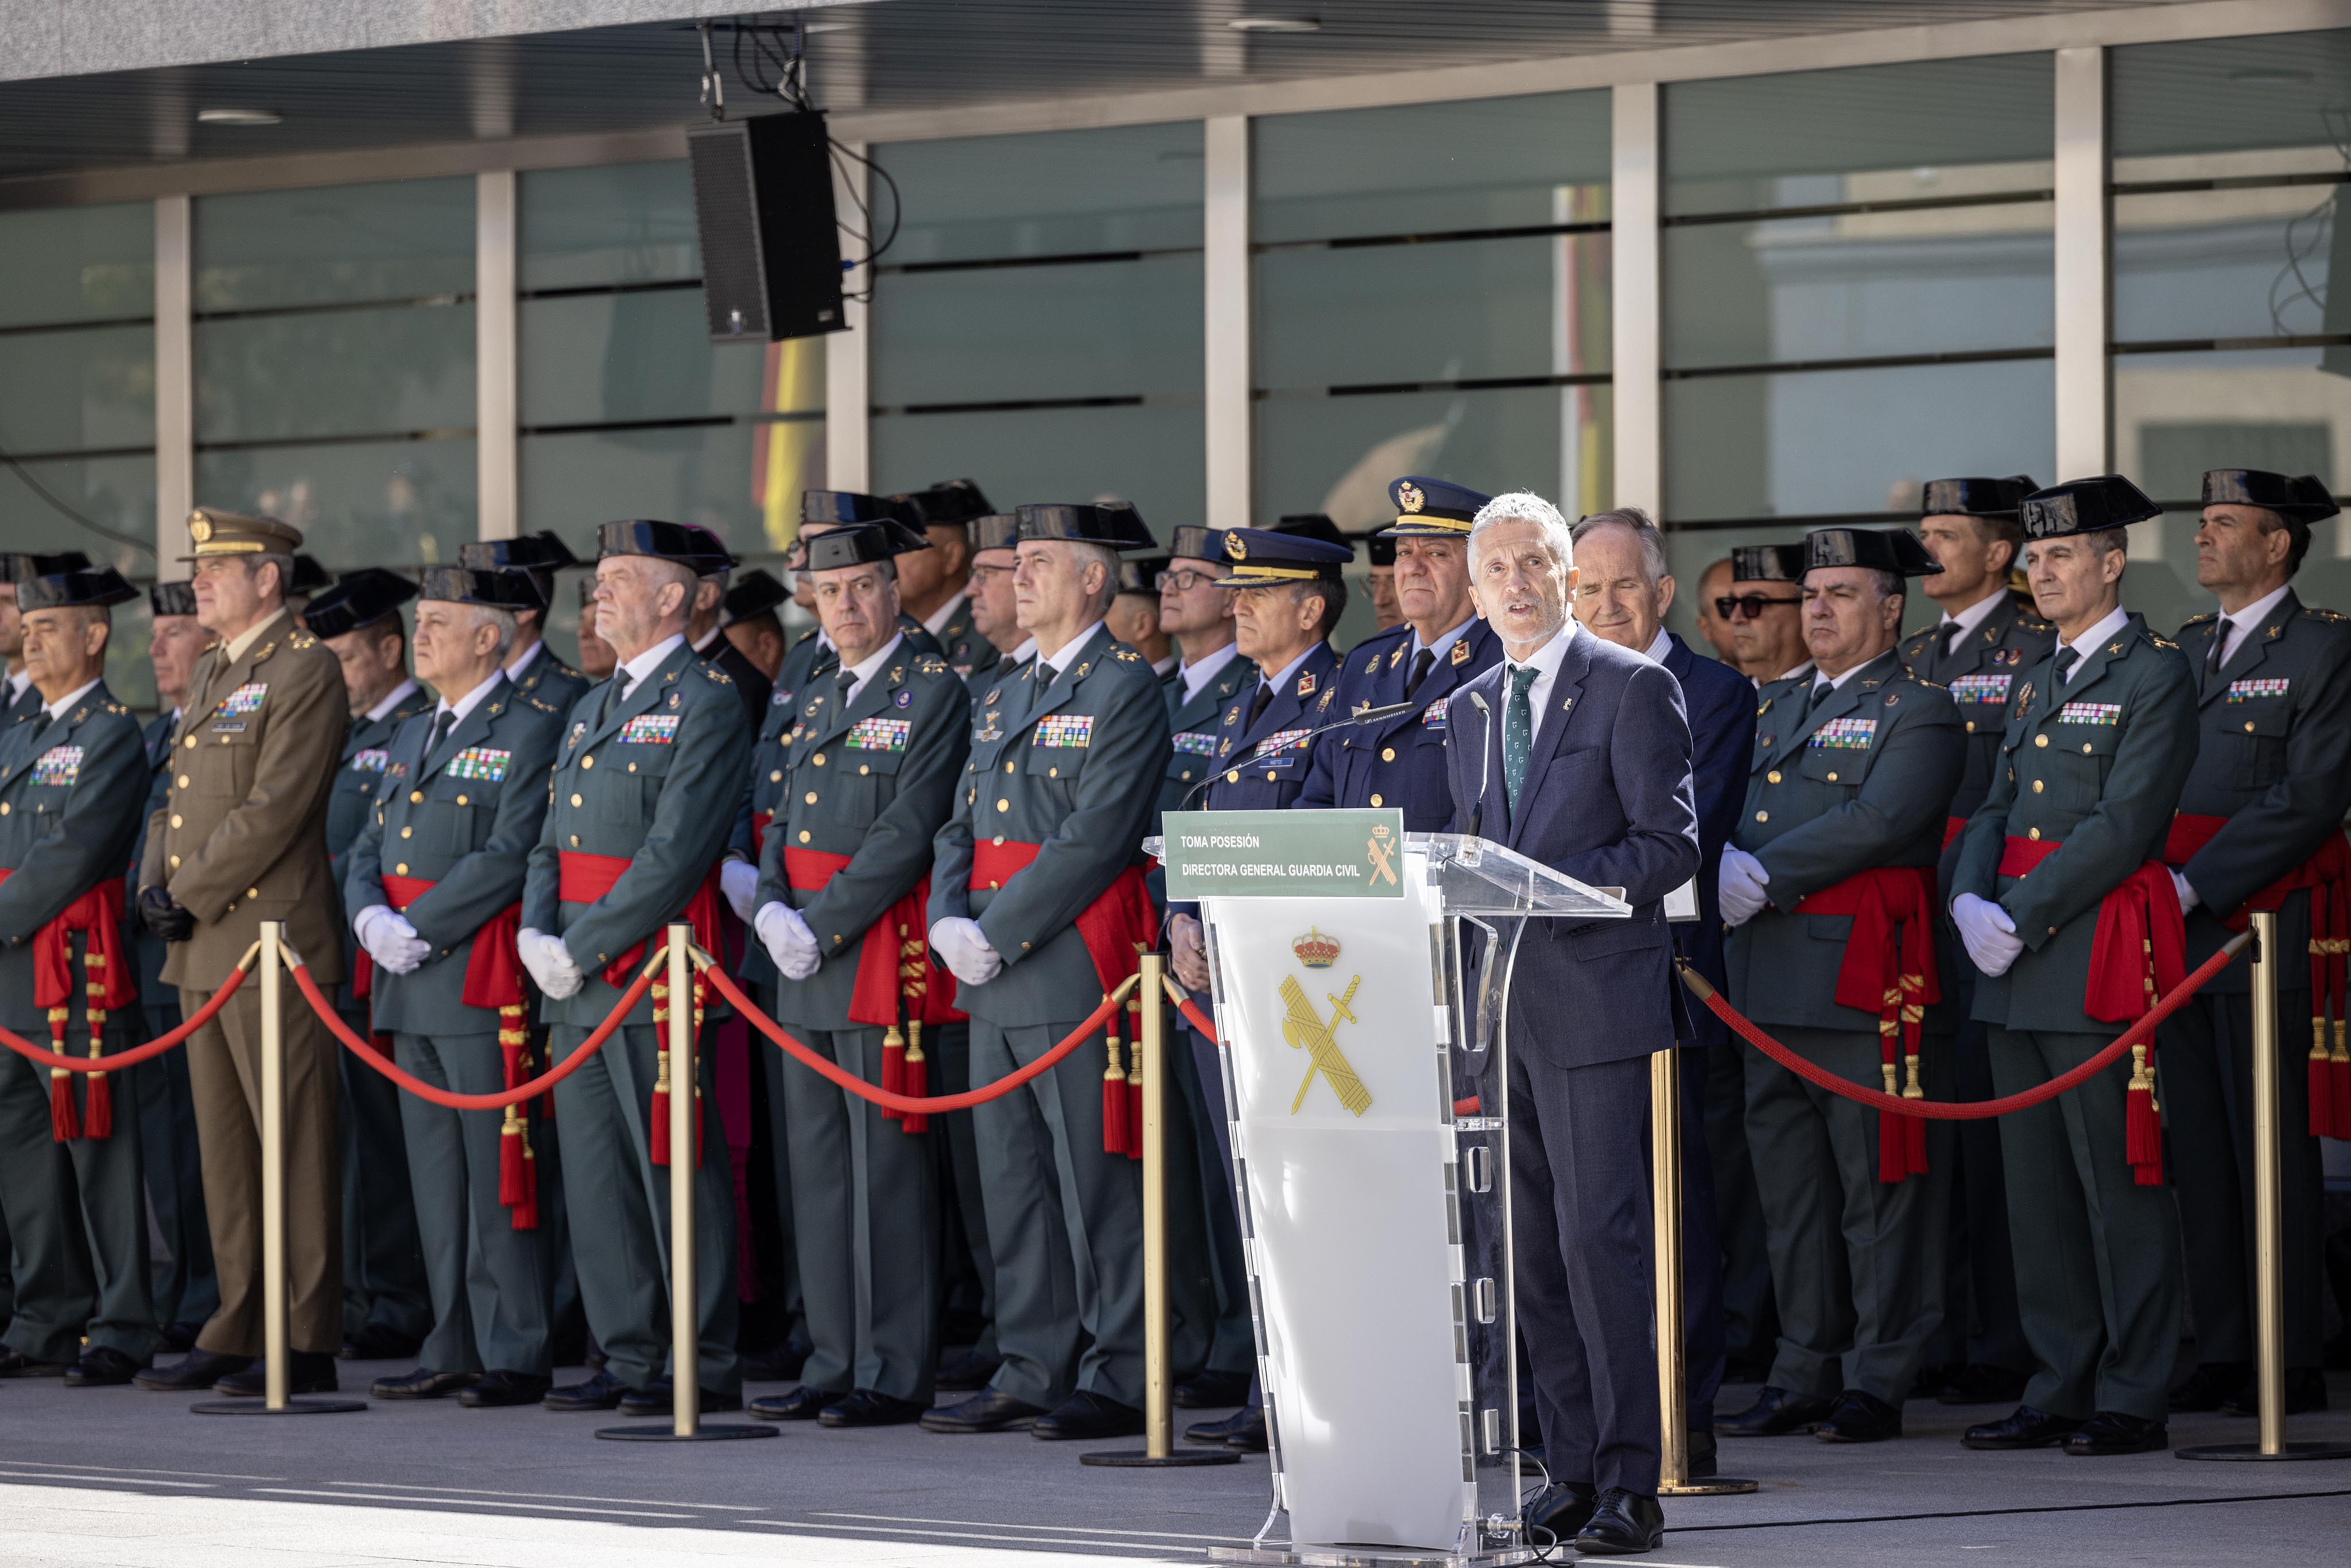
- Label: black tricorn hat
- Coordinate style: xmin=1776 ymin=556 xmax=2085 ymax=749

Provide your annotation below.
xmin=678 ymin=523 xmax=738 ymax=575
xmin=722 ymin=567 xmax=789 ymax=623
xmin=303 ymin=566 xmax=417 ymax=639
xmin=2020 ymin=475 xmax=2162 ymax=541
xmin=18 ymin=565 xmax=138 ymax=612
xmin=416 ymin=565 xmax=542 ymax=610
xmin=1922 ymin=475 xmax=2038 ymax=520
xmin=804 ymin=489 xmax=917 ymax=528
xmin=897 ymin=479 xmax=995 ymax=527
xmin=2201 ymin=469 xmax=2340 ymax=523
xmin=290 ymin=554 xmax=333 ymax=596
xmin=1272 ymin=512 xmax=1349 ymax=550
xmin=806 ymin=523 xmax=928 ymax=573
xmin=970 ymin=513 xmax=1022 ymax=556
xmin=1014 ymin=501 xmax=1158 ymax=552
xmin=1805 ymin=526 xmax=1942 ymax=577
xmin=1 ymin=550 xmax=91 ymax=584
xmin=1169 ymin=525 xmax=1220 ymax=563
xmin=1730 ymin=544 xmax=1806 ymax=584
xmin=1119 ymin=554 xmax=1170 ymax=595
xmin=1361 ymin=532 xmax=1396 ymax=568
xmin=149 ymin=579 xmax=197 ymax=618
xmin=596 ymin=519 xmax=713 ymax=565
xmin=460 ymin=530 xmax=580 ymax=574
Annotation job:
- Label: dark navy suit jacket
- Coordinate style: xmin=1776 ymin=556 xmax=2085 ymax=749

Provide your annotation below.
xmin=1662 ymin=633 xmax=1756 ymax=1048
xmin=1446 ymin=626 xmax=1701 ymax=1071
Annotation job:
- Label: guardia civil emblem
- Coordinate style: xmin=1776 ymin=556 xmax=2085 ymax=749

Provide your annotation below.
xmin=1280 ymin=972 xmax=1370 ymax=1117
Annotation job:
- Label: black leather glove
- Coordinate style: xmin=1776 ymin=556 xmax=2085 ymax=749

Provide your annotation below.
xmin=138 ymin=885 xmax=196 ymax=942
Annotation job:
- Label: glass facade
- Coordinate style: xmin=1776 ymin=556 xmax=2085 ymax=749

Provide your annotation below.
xmin=2111 ymin=28 xmax=2351 ymax=632
xmin=518 ymin=160 xmax=821 ymax=562
xmin=868 ymin=122 xmax=1205 ymax=533
xmin=192 ymin=178 xmax=477 ymax=568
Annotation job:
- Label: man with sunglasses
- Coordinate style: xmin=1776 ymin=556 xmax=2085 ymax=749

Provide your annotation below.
xmin=1718 ymin=546 xmax=1812 ymax=688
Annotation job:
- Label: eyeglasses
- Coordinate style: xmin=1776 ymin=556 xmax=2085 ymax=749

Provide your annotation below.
xmin=1155 ymin=569 xmax=1217 ymax=592
xmin=1714 ymin=593 xmax=1802 ymax=621
xmin=968 ymin=562 xmax=1014 ymax=583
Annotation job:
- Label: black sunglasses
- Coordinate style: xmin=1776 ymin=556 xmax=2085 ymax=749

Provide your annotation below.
xmin=1714 ymin=593 xmax=1802 ymax=620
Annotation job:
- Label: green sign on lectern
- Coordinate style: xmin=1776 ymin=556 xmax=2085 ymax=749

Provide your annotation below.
xmin=1159 ymin=809 xmax=1407 ymax=901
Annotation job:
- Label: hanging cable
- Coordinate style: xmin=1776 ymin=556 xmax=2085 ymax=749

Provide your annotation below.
xmin=0 ymin=436 xmax=156 ymax=557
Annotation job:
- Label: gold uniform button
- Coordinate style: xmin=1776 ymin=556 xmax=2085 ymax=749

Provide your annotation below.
xmin=1369 ymin=793 xmax=1383 ymax=807
xmin=169 ymin=855 xmax=181 ymax=869
xmin=247 ymin=887 xmax=257 ymax=900
xmin=1180 ymin=770 xmax=1191 ymax=781
xmin=395 ymin=864 xmax=408 ymax=876
xmin=401 ymin=825 xmax=413 ymax=839
xmin=170 ymin=813 xmax=182 ymax=829
xmin=569 ymin=835 xmax=580 ymax=847
xmin=455 ymin=794 xmax=467 ymax=806
xmin=1005 ymin=761 xmax=1015 ymax=774
xmin=177 ymin=774 xmax=191 ymax=789
xmin=2244 ymin=721 xmax=2255 ymax=733
xmin=805 ymin=791 xmax=818 ymax=804
xmin=2082 ymin=743 xmax=2092 ymax=754
xmin=1 ymin=803 xmax=9 ymax=816
xmin=771 ymin=770 xmax=782 ymax=782
xmin=996 ymin=799 xmax=1010 ymax=812
xmin=1965 ymin=720 xmax=1976 ymax=733
xmin=1048 ymin=767 xmax=1058 ymax=778
xmin=2048 ymin=926 xmax=2058 ymax=936
xmin=798 ymin=829 xmax=812 ymax=843
xmin=1264 ymin=771 xmax=1276 ymax=782
xmin=2034 ymin=734 xmax=2048 ymax=748
xmin=410 ymin=790 xmax=424 ymax=804
xmin=1825 ymin=771 xmax=1838 ymax=782
xmin=1755 ymin=810 xmax=1768 ymax=822
xmin=1227 ymin=770 xmax=1239 ymax=783
xmin=1381 ymin=747 xmax=1395 ymax=762
xmin=581 ymin=755 xmax=593 ymax=769
xmin=813 ymin=754 xmax=826 ymax=767
xmin=184 ymin=735 xmax=197 ymax=749
xmin=1767 ymin=770 xmax=1781 ymax=784
xmin=570 ymin=793 xmax=583 ymax=808
xmin=2032 ymin=779 xmax=2043 ymax=793
xmin=992 ymin=836 xmax=1005 ymax=846
xmin=860 ymin=764 xmax=870 ymax=775
xmin=2028 ymin=826 xmax=2042 ymax=840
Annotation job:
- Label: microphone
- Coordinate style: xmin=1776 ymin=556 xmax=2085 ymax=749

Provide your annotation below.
xmin=1465 ymin=689 xmax=1493 ymax=839
xmin=1174 ymin=699 xmax=1418 ymax=813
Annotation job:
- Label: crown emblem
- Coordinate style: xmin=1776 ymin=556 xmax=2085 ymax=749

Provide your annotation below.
xmin=1227 ymin=531 xmax=1247 ymax=561
xmin=1291 ymin=926 xmax=1340 ymax=969
xmin=188 ymin=514 xmax=212 ymax=544
xmin=1398 ymin=482 xmax=1425 ymax=513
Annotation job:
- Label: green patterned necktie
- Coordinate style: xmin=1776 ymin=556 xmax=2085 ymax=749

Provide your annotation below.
xmin=1503 ymin=663 xmax=1536 ymax=811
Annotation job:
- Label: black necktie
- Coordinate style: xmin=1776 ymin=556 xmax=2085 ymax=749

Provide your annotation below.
xmin=2054 ymin=646 xmax=2080 ymax=685
xmin=1937 ymin=620 xmax=1964 ymax=666
xmin=1405 ymin=647 xmax=1436 ymax=698
xmin=429 ymin=709 xmax=456 ymax=755
xmin=1246 ymin=681 xmax=1275 ymax=731
xmin=2205 ymin=619 xmax=2232 ymax=678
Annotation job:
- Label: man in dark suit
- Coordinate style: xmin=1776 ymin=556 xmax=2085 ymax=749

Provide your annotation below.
xmin=1569 ymin=506 xmax=1752 ymax=1473
xmin=1448 ymin=491 xmax=1700 ymax=1556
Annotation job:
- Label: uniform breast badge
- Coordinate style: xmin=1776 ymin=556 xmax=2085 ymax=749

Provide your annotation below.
xmin=448 ymin=746 xmax=512 ymax=782
xmin=1034 ymin=713 xmax=1095 ymax=748
xmin=1811 ymin=717 xmax=1877 ymax=749
xmin=351 ymin=748 xmax=390 ymax=773
xmin=2226 ymin=678 xmax=2289 ymax=703
xmin=220 ymin=682 xmax=267 ymax=715
xmin=31 ymin=746 xmax=82 ymax=786
xmin=619 ymin=713 xmax=682 ymax=744
xmin=847 ymin=716 xmax=912 ymax=751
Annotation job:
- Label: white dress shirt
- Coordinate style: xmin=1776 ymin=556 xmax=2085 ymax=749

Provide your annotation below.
xmin=505 ymin=638 xmax=544 ymax=682
xmin=1038 ymin=621 xmax=1104 ymax=678
xmin=2057 ymin=606 xmax=2131 ymax=682
xmin=1177 ymin=639 xmax=1240 ymax=705
xmin=836 ymin=632 xmax=906 ymax=705
xmin=2210 ymin=581 xmax=2294 ymax=669
xmin=364 ymin=677 xmax=421 ymax=724
xmin=922 ymin=592 xmax=968 ymax=640
xmin=616 ymin=632 xmax=686 ymax=701
xmin=429 ymin=669 xmax=505 ymax=733
xmin=40 ymin=677 xmax=102 ymax=724
xmin=1938 ymin=588 xmax=2007 ymax=645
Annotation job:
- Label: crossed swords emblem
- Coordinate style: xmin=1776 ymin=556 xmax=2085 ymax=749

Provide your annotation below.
xmin=1281 ymin=973 xmax=1372 ymax=1116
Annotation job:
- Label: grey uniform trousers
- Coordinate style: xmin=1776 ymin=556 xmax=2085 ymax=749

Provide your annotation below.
xmin=135 ymin=998 xmax=217 ymax=1329
xmin=336 ymin=1001 xmax=430 ymax=1346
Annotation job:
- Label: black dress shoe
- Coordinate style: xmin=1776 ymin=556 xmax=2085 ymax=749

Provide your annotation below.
xmin=2168 ymin=1360 xmax=2252 ymax=1413
xmin=751 ymin=1385 xmax=847 ymax=1421
xmin=935 ymin=1349 xmax=1002 ymax=1392
xmin=820 ymin=1389 xmax=928 ymax=1427
xmin=370 ymin=1367 xmax=479 ymax=1400
xmin=133 ymin=1349 xmax=249 ymax=1392
xmin=616 ymin=1380 xmax=741 ymax=1418
xmin=920 ymin=1387 xmax=1047 ymax=1433
xmin=1173 ymin=1369 xmax=1252 ymax=1408
xmin=1685 ymin=1430 xmax=1718 ymax=1478
xmin=1717 ymin=1385 xmax=1832 ymax=1437
xmin=1815 ymin=1389 xmax=1902 ymax=1443
xmin=159 ymin=1324 xmax=199 ymax=1354
xmin=1962 ymin=1404 xmax=2080 ymax=1450
xmin=337 ymin=1327 xmax=421 ymax=1362
xmin=459 ymin=1370 xmax=552 ymax=1408
xmin=1574 ymin=1489 xmax=1665 ymax=1555
xmin=739 ymin=1344 xmax=808 ymax=1383
xmin=0 ymin=1349 xmax=69 ymax=1377
xmin=2221 ymin=1367 xmax=2329 ymax=1417
xmin=64 ymin=1347 xmax=142 ymax=1387
xmin=2063 ymin=1410 xmax=2168 ymax=1456
xmin=1523 ymin=1482 xmax=1596 ymax=1544
xmin=1186 ymin=1408 xmax=1255 ymax=1445
xmin=1220 ymin=1407 xmax=1268 ymax=1452
xmin=215 ymin=1352 xmax=339 ymax=1396
xmin=1937 ymin=1364 xmax=2029 ymax=1406
xmin=542 ymin=1370 xmax=628 ymax=1411
xmin=1033 ymin=1389 xmax=1146 ymax=1442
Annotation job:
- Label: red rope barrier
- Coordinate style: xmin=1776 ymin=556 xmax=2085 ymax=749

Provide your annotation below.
xmin=1678 ymin=932 xmax=2248 ymax=1120
xmin=0 ymin=947 xmax=257 ymax=1074
xmin=695 ymin=952 xmax=1138 ymax=1115
xmin=295 ymin=957 xmax=658 ymax=1112
xmin=1168 ymin=983 xmax=1219 ymax=1045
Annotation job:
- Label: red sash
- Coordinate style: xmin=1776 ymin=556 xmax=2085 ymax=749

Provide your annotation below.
xmin=1999 ymin=837 xmax=2185 ymax=1026
xmin=1942 ymin=816 xmax=1967 ymax=854
xmin=1790 ymin=867 xmax=1938 ymax=1181
xmin=0 ymin=870 xmax=133 ymax=1142
xmin=783 ymin=848 xmax=963 ymax=1028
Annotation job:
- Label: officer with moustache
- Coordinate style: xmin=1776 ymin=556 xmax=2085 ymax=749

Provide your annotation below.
xmin=922 ymin=500 xmax=1168 ymax=1441
xmin=1951 ymin=476 xmax=2198 ymax=1457
xmin=1716 ymin=527 xmax=1963 ymax=1446
xmin=1899 ymin=477 xmax=2051 ymax=1408
xmin=745 ymin=523 xmax=969 ymax=1427
xmin=1299 ymin=476 xmax=1499 ymax=828
xmin=127 ymin=579 xmax=217 ymax=1349
xmin=347 ymin=566 xmax=565 ymax=1408
xmin=459 ymin=531 xmax=592 ymax=714
xmin=2161 ymin=469 xmax=2351 ymax=1419
xmin=307 ymin=568 xmax=434 ymax=1363
xmin=0 ymin=566 xmax=160 ymax=1383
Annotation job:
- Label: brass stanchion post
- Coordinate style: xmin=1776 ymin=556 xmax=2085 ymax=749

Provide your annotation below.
xmin=2179 ymin=911 xmax=2351 ymax=1462
xmin=1085 ymin=953 xmax=1237 ymax=1468
xmin=1651 ymin=1046 xmax=1754 ymax=1495
xmin=600 ymin=925 xmax=774 ymax=1442
xmin=195 ymin=922 xmax=363 ymax=1415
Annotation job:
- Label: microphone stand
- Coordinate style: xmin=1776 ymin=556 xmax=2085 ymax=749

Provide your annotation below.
xmin=1171 ymin=699 xmax=1418 ymax=814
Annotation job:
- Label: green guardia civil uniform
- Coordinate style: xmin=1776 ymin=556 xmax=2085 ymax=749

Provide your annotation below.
xmin=508 ymin=640 xmax=591 ymax=715
xmin=928 ymin=622 xmax=1169 ymax=1411
xmin=2165 ymin=579 xmax=2351 ymax=1376
xmin=346 ymin=666 xmax=565 ymax=1379
xmin=1953 ymin=592 xmax=2198 ymax=1425
xmin=0 ymin=674 xmax=162 ymax=1368
xmin=758 ymin=630 xmax=971 ymax=1403
xmin=522 ymin=619 xmax=751 ymax=1398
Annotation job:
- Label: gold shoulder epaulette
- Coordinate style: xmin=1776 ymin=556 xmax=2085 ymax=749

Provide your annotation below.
xmin=794 ymin=628 xmax=817 ymax=644
xmin=2147 ymin=633 xmax=2179 ymax=650
xmin=105 ymin=701 xmax=127 ymax=715
xmin=1112 ymin=647 xmax=1141 ymax=663
xmin=289 ymin=631 xmax=316 ymax=649
xmin=2302 ymin=607 xmax=2348 ymax=623
xmin=917 ymin=654 xmax=949 ymax=674
xmin=2181 ymin=611 xmax=2219 ymax=627
xmin=525 ymin=694 xmax=561 ymax=713
xmin=700 ymin=663 xmax=734 ymax=685
xmin=1910 ymin=676 xmax=1949 ymax=692
xmin=2018 ymin=614 xmax=2053 ymax=630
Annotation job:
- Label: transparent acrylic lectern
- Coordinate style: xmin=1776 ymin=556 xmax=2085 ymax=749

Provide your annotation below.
xmin=1162 ymin=828 xmax=1628 ymax=1568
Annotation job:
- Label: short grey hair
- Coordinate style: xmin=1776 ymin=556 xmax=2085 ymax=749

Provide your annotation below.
xmin=1468 ymin=491 xmax=1576 ymax=573
xmin=470 ymin=603 xmax=518 ymax=662
xmin=1070 ymin=540 xmax=1122 ymax=617
xmin=1569 ymin=507 xmax=1669 ymax=587
xmin=250 ymin=552 xmax=296 ymax=600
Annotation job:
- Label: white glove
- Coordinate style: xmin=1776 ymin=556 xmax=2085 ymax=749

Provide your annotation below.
xmin=2170 ymin=867 xmax=2200 ymax=914
xmin=355 ymin=905 xmax=431 ymax=976
xmin=929 ymin=916 xmax=1003 ymax=987
xmin=518 ymin=927 xmax=585 ymax=1000
xmin=721 ymin=858 xmax=760 ymax=923
xmin=1952 ymin=892 xmax=2024 ymax=978
xmin=755 ymin=901 xmax=821 ymax=981
xmin=1718 ymin=848 xmax=1772 ymax=926
xmin=1170 ymin=913 xmax=1211 ymax=992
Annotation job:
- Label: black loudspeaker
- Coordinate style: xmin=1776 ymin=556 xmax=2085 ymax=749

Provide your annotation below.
xmin=686 ymin=111 xmax=845 ymax=343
